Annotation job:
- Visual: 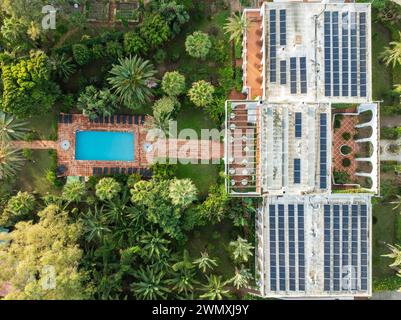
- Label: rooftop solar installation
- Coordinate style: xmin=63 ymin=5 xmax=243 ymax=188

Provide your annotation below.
xmin=280 ymin=9 xmax=286 ymax=46
xmin=332 ymin=12 xmax=340 ymax=97
xmin=323 ymin=204 xmax=369 ymax=293
xmin=319 ymin=113 xmax=328 ymax=189
xmin=270 ymin=10 xmax=277 ymax=83
xmin=295 ymin=112 xmax=302 ymax=138
xmin=294 ymin=159 xmax=301 ymax=184
xmin=280 ymin=60 xmax=287 ymax=85
xmin=342 ymin=12 xmax=349 ymax=97
xmin=324 ymin=11 xmax=331 ymax=97
xmin=290 ymin=57 xmax=297 ymax=94
xmin=300 ymin=57 xmax=307 ymax=94
xmin=350 ymin=12 xmax=358 ymax=97
xmin=359 ymin=12 xmax=367 ymax=97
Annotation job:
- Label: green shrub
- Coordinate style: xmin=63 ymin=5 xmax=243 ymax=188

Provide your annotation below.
xmin=341 ymin=145 xmax=352 ymax=155
xmin=381 ymin=127 xmax=401 ymax=140
xmin=22 ymin=148 xmax=33 ymax=160
xmin=140 ymin=14 xmax=171 ymax=49
xmin=92 ymin=44 xmax=105 ymax=59
xmin=334 ymin=115 xmax=343 ymax=129
xmin=185 ymin=31 xmax=212 ymax=59
xmin=154 ymin=49 xmax=167 ymax=64
xmin=106 ymin=41 xmax=123 ymax=59
xmin=188 ymin=80 xmax=215 ymax=107
xmin=333 ymin=171 xmax=350 ymax=184
xmin=72 ymin=44 xmax=91 ymax=65
xmin=162 ymin=71 xmax=186 ymax=96
xmin=342 ymin=132 xmax=351 ymax=140
xmin=124 ymin=31 xmax=148 ymax=55
xmin=373 ymin=276 xmax=401 ymax=292
xmin=342 ymin=158 xmax=351 ymax=167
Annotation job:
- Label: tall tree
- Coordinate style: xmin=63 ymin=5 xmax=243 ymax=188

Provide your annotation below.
xmin=169 ymin=178 xmax=198 ymax=208
xmin=77 ymin=86 xmax=118 ymax=120
xmin=199 ymin=275 xmax=231 ymax=300
xmin=224 ymin=14 xmax=248 ymax=45
xmin=229 ymin=266 xmax=253 ymax=290
xmin=0 ymin=191 xmax=35 ymax=227
xmin=0 ymin=204 xmax=91 ymax=300
xmin=131 ymin=266 xmax=170 ymax=300
xmin=108 ymin=56 xmax=158 ymax=109
xmin=382 ymin=243 xmax=401 ymax=269
xmin=0 ymin=142 xmax=24 ymax=180
xmin=185 ymin=31 xmax=212 ymax=60
xmin=81 ymin=205 xmax=111 ymax=243
xmin=381 ymin=32 xmax=401 ymax=68
xmin=0 ymin=111 xmax=29 ymax=142
xmin=140 ymin=230 xmax=170 ymax=262
xmin=96 ymin=178 xmax=121 ymax=202
xmin=62 ymin=180 xmax=86 ymax=203
xmin=193 ymin=251 xmax=218 ymax=273
xmin=229 ymin=236 xmax=254 ymax=263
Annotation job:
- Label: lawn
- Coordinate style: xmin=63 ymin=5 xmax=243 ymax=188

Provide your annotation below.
xmin=27 ymin=110 xmax=58 ymax=140
xmin=372 ymin=203 xmax=400 ymax=279
xmin=371 ymin=22 xmax=393 ymax=104
xmin=186 ymin=219 xmax=237 ymax=280
xmin=15 ymin=150 xmax=60 ymax=196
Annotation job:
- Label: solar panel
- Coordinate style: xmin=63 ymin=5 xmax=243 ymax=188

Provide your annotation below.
xmin=294 ymin=159 xmax=301 ymax=184
xmin=360 ymin=205 xmax=368 ymax=290
xmin=359 ymin=12 xmax=367 ymax=97
xmin=351 ymin=205 xmax=358 ymax=290
xmin=270 ymin=10 xmax=277 ymax=83
xmin=324 ymin=12 xmax=331 ymax=96
xmin=298 ymin=204 xmax=305 ymax=291
xmin=288 ymin=204 xmax=296 ymax=291
xmin=333 ymin=205 xmax=340 ymax=291
xmin=280 ymin=60 xmax=287 ymax=85
xmin=332 ymin=12 xmax=340 ymax=97
xmin=269 ymin=205 xmax=277 ymax=291
xmin=278 ymin=204 xmax=286 ymax=291
xmin=280 ymin=9 xmax=286 ymax=46
xmin=299 ymin=57 xmax=307 ymax=94
xmin=341 ymin=205 xmax=350 ymax=290
xmin=290 ymin=57 xmax=297 ymax=94
xmin=350 ymin=12 xmax=358 ymax=97
xmin=342 ymin=12 xmax=349 ymax=96
xmin=320 ymin=114 xmax=328 ymax=189
xmin=324 ymin=205 xmax=331 ymax=291
xmin=295 ymin=112 xmax=302 ymax=138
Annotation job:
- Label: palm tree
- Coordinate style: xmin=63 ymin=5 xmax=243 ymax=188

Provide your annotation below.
xmin=382 ymin=243 xmax=401 ymax=269
xmin=229 ymin=236 xmax=254 ymax=263
xmin=0 ymin=111 xmax=29 ymax=142
xmin=229 ymin=266 xmax=253 ymax=290
xmin=169 ymin=179 xmax=198 ymax=208
xmin=140 ymin=230 xmax=170 ymax=262
xmin=62 ymin=180 xmax=86 ymax=203
xmin=223 ymin=14 xmax=248 ymax=45
xmin=131 ymin=266 xmax=170 ymax=300
xmin=167 ymin=268 xmax=198 ymax=296
xmin=0 ymin=143 xmax=24 ymax=180
xmin=199 ymin=275 xmax=231 ymax=300
xmin=49 ymin=53 xmax=76 ymax=80
xmin=193 ymin=251 xmax=218 ymax=273
xmin=380 ymin=32 xmax=401 ymax=68
xmin=107 ymin=55 xmax=157 ymax=109
xmin=81 ymin=206 xmax=111 ymax=243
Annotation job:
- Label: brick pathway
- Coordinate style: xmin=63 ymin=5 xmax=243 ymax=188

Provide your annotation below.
xmin=10 ymin=140 xmax=57 ymax=150
xmin=332 ymin=114 xmax=359 ymax=181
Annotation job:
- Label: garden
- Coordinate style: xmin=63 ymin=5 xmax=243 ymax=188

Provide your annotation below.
xmin=0 ymin=0 xmax=258 ymax=300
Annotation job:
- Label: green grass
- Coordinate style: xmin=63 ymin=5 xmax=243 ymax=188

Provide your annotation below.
xmin=371 ymin=22 xmax=393 ymax=103
xmin=176 ymin=164 xmax=219 ymax=198
xmin=186 ymin=219 xmax=236 ymax=280
xmin=27 ymin=111 xmax=58 ymax=140
xmin=15 ymin=151 xmax=60 ymax=196
xmin=372 ymin=203 xmax=399 ymax=279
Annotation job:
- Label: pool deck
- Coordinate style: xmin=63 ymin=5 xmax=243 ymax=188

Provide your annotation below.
xmin=57 ymin=114 xmax=152 ymax=177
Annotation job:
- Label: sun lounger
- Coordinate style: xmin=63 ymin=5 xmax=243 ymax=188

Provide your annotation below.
xmin=103 ymin=168 xmax=108 ymax=175
xmin=140 ymin=115 xmax=145 ymax=125
xmin=134 ymin=115 xmax=139 ymax=125
xmin=94 ymin=117 xmax=99 ymax=123
xmin=128 ymin=168 xmax=133 ymax=174
xmin=93 ymin=168 xmax=97 ymax=175
xmin=99 ymin=116 xmax=103 ymax=124
xmin=58 ymin=115 xmax=63 ymax=123
xmin=122 ymin=115 xmax=127 ymax=124
xmin=128 ymin=116 xmax=133 ymax=125
xmin=69 ymin=114 xmax=73 ymax=123
xmin=97 ymin=168 xmax=102 ymax=175
xmin=63 ymin=114 xmax=69 ymax=123
xmin=121 ymin=168 xmax=126 ymax=174
xmin=110 ymin=116 xmax=114 ymax=124
xmin=105 ymin=116 xmax=109 ymax=124
xmin=117 ymin=115 xmax=121 ymax=124
xmin=110 ymin=168 xmax=115 ymax=174
xmin=115 ymin=168 xmax=120 ymax=174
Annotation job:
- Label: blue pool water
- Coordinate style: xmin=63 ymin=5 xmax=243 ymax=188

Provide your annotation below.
xmin=75 ymin=131 xmax=134 ymax=161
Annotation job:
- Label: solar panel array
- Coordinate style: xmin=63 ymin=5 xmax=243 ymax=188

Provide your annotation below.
xmin=323 ymin=204 xmax=369 ymax=292
xmin=280 ymin=9 xmax=286 ymax=46
xmin=360 ymin=12 xmax=367 ymax=97
xmin=270 ymin=10 xmax=277 ymax=83
xmin=295 ymin=112 xmax=302 ymax=138
xmin=320 ymin=113 xmax=328 ymax=189
xmin=269 ymin=204 xmax=306 ymax=292
xmin=290 ymin=57 xmax=297 ymax=94
xmin=300 ymin=57 xmax=307 ymax=94
xmin=294 ymin=159 xmax=301 ymax=184
xmin=324 ymin=10 xmax=367 ymax=98
xmin=280 ymin=60 xmax=287 ymax=85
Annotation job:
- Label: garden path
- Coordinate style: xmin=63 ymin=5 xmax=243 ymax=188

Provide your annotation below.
xmin=380 ymin=139 xmax=401 ymax=162
xmin=381 ymin=115 xmax=401 ymax=128
xmin=10 ymin=140 xmax=57 ymax=150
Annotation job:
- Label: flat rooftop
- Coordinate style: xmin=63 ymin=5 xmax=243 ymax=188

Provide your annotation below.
xmin=256 ymin=194 xmax=372 ymax=298
xmin=262 ymin=2 xmax=372 ymax=103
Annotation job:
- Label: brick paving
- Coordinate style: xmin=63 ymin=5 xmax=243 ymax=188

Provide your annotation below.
xmin=332 ymin=114 xmax=360 ymax=181
xmin=10 ymin=140 xmax=57 ymax=149
xmin=56 ymin=114 xmax=224 ymax=177
xmin=244 ymin=10 xmax=263 ymax=99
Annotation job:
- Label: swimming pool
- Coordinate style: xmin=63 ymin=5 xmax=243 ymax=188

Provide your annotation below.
xmin=75 ymin=131 xmax=134 ymax=161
